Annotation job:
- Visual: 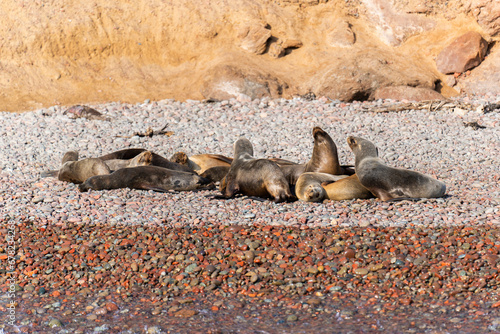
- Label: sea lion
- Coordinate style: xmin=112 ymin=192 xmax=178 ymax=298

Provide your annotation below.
xmin=347 ymin=136 xmax=446 ymax=201
xmin=279 ymin=127 xmax=353 ymax=184
xmin=41 ymin=150 xmax=153 ymax=180
xmin=220 ymin=138 xmax=294 ymax=202
xmin=58 ymin=158 xmax=111 ymax=184
xmin=200 ymin=166 xmax=231 ymax=183
xmin=78 ymin=166 xmax=212 ymax=193
xmin=98 ymin=148 xmax=195 ymax=173
xmin=296 ymin=173 xmax=374 ymax=202
xmin=41 ymin=150 xmax=110 ymax=183
xmin=170 ymin=152 xmax=232 ymax=174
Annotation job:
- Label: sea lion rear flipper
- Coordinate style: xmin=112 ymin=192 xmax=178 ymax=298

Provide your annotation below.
xmin=40 ymin=170 xmax=59 ymax=178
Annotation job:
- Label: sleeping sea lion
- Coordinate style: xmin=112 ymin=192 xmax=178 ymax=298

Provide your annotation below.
xmin=78 ymin=166 xmax=213 ymax=192
xmin=220 ymin=138 xmax=294 ymax=202
xmin=296 ymin=173 xmax=374 ymax=202
xmin=347 ymin=136 xmax=446 ymax=201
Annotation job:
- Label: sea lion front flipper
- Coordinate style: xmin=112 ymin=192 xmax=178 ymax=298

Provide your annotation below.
xmin=40 ymin=170 xmax=59 ymax=178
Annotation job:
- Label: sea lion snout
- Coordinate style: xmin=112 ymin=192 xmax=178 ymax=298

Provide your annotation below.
xmin=347 ymin=136 xmax=357 ymax=147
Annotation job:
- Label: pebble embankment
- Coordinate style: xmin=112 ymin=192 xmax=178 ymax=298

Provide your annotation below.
xmin=0 ymin=96 xmax=499 ymax=333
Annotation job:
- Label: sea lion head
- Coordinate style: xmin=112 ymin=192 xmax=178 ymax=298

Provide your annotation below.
xmin=170 ymin=151 xmax=189 ymax=165
xmin=61 ymin=151 xmax=79 ymax=164
xmin=347 ymin=136 xmax=379 ymax=162
xmin=233 ymin=138 xmax=254 ymax=160
xmin=303 ymin=184 xmax=327 ymax=202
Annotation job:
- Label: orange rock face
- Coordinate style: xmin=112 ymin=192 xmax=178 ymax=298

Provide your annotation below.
xmin=0 ymin=0 xmax=498 ymax=112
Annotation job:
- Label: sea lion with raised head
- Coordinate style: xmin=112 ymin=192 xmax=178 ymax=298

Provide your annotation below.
xmin=296 ymin=173 xmax=374 ymax=202
xmin=279 ymin=127 xmax=354 ymax=184
xmin=78 ymin=166 xmax=213 ymax=192
xmin=220 ymin=138 xmax=295 ymax=202
xmin=347 ymin=136 xmax=446 ymax=201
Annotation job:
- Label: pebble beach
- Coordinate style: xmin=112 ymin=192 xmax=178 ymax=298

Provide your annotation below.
xmin=0 ymin=96 xmax=499 ymax=333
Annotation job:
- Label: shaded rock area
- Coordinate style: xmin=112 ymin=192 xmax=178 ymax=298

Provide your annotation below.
xmin=371 ymin=85 xmax=445 ymax=101
xmin=0 ymin=0 xmax=499 ymax=111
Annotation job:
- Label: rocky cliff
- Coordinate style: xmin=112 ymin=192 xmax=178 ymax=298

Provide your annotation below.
xmin=0 ymin=0 xmax=498 ymax=111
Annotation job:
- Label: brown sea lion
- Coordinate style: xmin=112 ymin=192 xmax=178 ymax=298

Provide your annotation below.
xmin=296 ymin=173 xmax=374 ymax=202
xmin=98 ymin=148 xmax=195 ymax=173
xmin=78 ymin=166 xmax=212 ymax=193
xmin=347 ymin=136 xmax=446 ymax=201
xmin=279 ymin=127 xmax=353 ymax=184
xmin=41 ymin=150 xmax=111 ymax=183
xmin=57 ymin=158 xmax=111 ymax=184
xmin=220 ymin=138 xmax=294 ymax=202
xmin=170 ymin=152 xmax=232 ymax=174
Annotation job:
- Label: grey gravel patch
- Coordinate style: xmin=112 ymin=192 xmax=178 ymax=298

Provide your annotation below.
xmin=1 ymin=95 xmax=499 ymax=227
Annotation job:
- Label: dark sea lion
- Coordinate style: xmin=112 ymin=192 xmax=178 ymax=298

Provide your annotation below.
xmin=170 ymin=152 xmax=232 ymax=174
xmin=200 ymin=166 xmax=231 ymax=183
xmin=347 ymin=136 xmax=446 ymax=201
xmin=279 ymin=127 xmax=353 ymax=185
xmin=98 ymin=148 xmax=195 ymax=173
xmin=220 ymin=138 xmax=294 ymax=202
xmin=78 ymin=166 xmax=213 ymax=193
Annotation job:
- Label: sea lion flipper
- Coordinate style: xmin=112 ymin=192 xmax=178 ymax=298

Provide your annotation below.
xmin=204 ymin=154 xmax=233 ymax=164
xmin=40 ymin=170 xmax=59 ymax=178
xmin=268 ymin=158 xmax=298 ymax=166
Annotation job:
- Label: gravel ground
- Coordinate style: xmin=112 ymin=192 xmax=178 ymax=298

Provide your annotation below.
xmin=0 ymin=96 xmax=499 ymax=333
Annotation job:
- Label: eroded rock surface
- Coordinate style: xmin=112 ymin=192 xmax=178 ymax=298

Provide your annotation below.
xmin=0 ymin=0 xmax=499 ymax=111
